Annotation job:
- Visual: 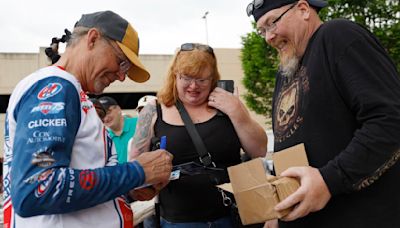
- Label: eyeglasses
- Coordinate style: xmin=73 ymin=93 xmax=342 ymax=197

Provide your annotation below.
xmin=178 ymin=75 xmax=212 ymax=87
xmin=256 ymin=2 xmax=297 ymax=37
xmin=246 ymin=0 xmax=264 ymax=17
xmin=107 ymin=39 xmax=132 ymax=77
xmin=180 ymin=43 xmax=215 ymax=57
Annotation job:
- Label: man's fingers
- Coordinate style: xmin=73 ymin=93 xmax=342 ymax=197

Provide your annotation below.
xmin=280 ymin=200 xmax=310 ymax=221
xmin=280 ymin=166 xmax=303 ymax=177
xmin=275 ymin=188 xmax=304 ymax=211
xmin=136 ymin=150 xmax=173 ymax=185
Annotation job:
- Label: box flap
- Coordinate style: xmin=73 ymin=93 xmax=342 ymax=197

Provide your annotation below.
xmin=216 ymin=183 xmax=233 ymax=193
xmin=272 ymin=177 xmax=300 ymax=202
xmin=272 ymin=143 xmax=308 ymax=175
xmin=228 ymin=158 xmax=268 ymax=192
xmin=235 ymin=184 xmax=279 ymax=225
xmin=271 ymin=177 xmax=300 ymax=218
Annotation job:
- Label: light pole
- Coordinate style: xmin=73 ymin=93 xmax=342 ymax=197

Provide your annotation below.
xmin=202 ymin=11 xmax=209 ymax=44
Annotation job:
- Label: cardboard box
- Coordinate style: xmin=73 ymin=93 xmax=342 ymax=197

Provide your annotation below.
xmin=217 ymin=143 xmax=308 ymax=225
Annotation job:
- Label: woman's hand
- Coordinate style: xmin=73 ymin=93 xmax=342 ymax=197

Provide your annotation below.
xmin=208 ymin=87 xmax=240 ymax=116
xmin=129 ymin=182 xmax=165 ymax=201
xmin=264 ymin=219 xmax=278 ymax=228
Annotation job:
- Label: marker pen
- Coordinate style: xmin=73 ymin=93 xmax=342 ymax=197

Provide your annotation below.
xmin=160 ymin=136 xmax=167 ymax=149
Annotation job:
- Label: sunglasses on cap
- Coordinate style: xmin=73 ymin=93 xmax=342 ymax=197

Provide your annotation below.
xmin=180 ymin=43 xmax=215 ymax=57
xmin=246 ymin=0 xmax=264 ymax=16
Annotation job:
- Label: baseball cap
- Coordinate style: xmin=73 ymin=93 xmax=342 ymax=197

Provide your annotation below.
xmin=89 ymin=98 xmax=106 ymax=119
xmin=247 ymin=0 xmax=328 ymax=22
xmin=136 ymin=95 xmax=157 ymax=111
xmin=98 ymin=96 xmax=119 ymax=110
xmin=75 ymin=11 xmax=150 ymax=83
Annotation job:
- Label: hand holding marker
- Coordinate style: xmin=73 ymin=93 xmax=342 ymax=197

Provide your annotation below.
xmin=160 ymin=136 xmax=180 ymax=180
xmin=135 ymin=136 xmax=177 ymax=190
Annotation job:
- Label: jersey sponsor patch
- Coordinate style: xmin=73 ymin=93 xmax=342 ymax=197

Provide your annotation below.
xmin=31 ymin=149 xmax=56 ymax=167
xmin=31 ymin=102 xmax=65 ymax=115
xmin=28 ymin=118 xmax=67 ymax=129
xmin=80 ymin=91 xmax=92 ymax=114
xmin=37 ymin=83 xmax=63 ymax=100
xmin=66 ymin=169 xmax=75 ymax=203
xmin=53 ymin=168 xmax=66 ymax=198
xmin=79 ymin=170 xmax=97 ymax=191
xmin=27 ymin=130 xmax=66 ymax=144
xmin=35 ymin=169 xmax=56 ymax=198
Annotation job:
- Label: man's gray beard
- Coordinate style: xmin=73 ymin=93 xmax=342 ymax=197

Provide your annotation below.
xmin=279 ymin=57 xmax=300 ymax=80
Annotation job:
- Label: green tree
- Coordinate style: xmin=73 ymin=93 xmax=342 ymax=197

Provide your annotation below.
xmin=321 ymin=0 xmax=400 ymax=70
xmin=241 ymin=0 xmax=400 ymax=121
xmin=241 ymin=23 xmax=278 ymax=121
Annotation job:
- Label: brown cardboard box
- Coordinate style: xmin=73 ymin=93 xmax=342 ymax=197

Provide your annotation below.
xmin=217 ymin=143 xmax=308 ymax=225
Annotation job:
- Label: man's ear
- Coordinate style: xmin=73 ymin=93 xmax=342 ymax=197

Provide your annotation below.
xmin=86 ymin=28 xmax=101 ymax=49
xmin=297 ymin=1 xmax=311 ymax=20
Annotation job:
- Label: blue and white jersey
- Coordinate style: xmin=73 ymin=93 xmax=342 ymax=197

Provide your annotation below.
xmin=3 ymin=66 xmax=145 ymax=228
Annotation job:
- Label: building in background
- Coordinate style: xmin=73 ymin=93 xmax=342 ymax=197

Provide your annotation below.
xmin=0 ymin=47 xmax=270 ymax=157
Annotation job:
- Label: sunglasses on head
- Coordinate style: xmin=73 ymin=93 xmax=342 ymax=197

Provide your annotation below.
xmin=180 ymin=43 xmax=215 ymax=57
xmin=246 ymin=0 xmax=264 ymax=16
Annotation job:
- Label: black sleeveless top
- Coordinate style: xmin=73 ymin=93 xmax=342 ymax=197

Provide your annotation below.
xmin=155 ymin=103 xmax=242 ymax=222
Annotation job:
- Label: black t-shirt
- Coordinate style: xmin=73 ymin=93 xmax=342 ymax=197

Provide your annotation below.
xmin=273 ymin=19 xmax=400 ymax=228
xmin=154 ymin=104 xmax=241 ymax=222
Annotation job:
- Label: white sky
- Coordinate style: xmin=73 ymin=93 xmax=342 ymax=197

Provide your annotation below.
xmin=0 ymin=0 xmax=255 ymax=54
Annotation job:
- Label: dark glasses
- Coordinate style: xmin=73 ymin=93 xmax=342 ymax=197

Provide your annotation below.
xmin=180 ymin=43 xmax=215 ymax=57
xmin=246 ymin=0 xmax=264 ymax=16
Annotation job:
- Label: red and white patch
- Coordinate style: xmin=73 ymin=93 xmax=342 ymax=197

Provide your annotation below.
xmin=79 ymin=170 xmax=97 ymax=190
xmin=80 ymin=91 xmax=92 ymax=114
xmin=37 ymin=83 xmax=63 ymax=100
xmin=35 ymin=169 xmax=55 ymax=197
xmin=31 ymin=102 xmax=65 ymax=115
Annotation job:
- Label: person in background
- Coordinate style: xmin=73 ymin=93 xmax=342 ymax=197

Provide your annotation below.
xmin=127 ymin=95 xmax=158 ymax=155
xmin=246 ymin=0 xmax=400 ymax=227
xmin=89 ymin=97 xmax=107 ymax=121
xmin=99 ymin=96 xmax=137 ymax=163
xmin=3 ymin=10 xmax=172 ymax=228
xmin=129 ymin=43 xmax=268 ymax=227
xmin=136 ymin=95 xmax=157 ymax=114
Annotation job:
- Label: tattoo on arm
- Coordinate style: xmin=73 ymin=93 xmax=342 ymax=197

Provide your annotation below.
xmin=132 ymin=103 xmax=157 ymax=154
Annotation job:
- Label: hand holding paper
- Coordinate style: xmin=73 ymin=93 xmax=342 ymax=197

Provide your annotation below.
xmin=275 ymin=166 xmax=331 ymax=221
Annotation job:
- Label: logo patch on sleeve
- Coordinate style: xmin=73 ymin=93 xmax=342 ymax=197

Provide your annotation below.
xmin=31 ymin=102 xmax=65 ymax=115
xmin=79 ymin=170 xmax=97 ymax=190
xmin=35 ymin=169 xmax=56 ymax=197
xmin=80 ymin=91 xmax=92 ymax=114
xmin=38 ymin=83 xmax=63 ymax=100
